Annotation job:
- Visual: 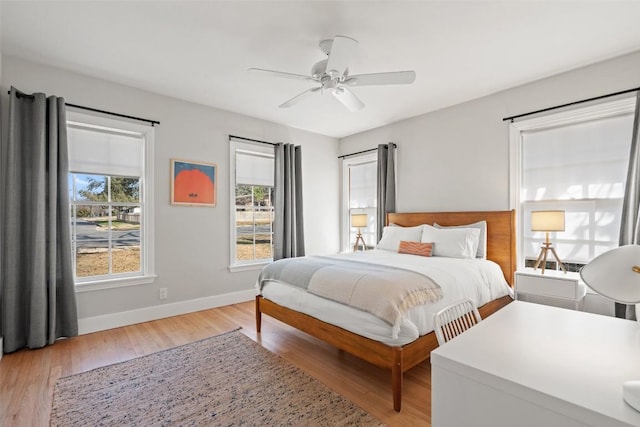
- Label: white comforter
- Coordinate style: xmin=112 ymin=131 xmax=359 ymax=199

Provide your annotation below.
xmin=260 ymin=249 xmax=513 ymax=346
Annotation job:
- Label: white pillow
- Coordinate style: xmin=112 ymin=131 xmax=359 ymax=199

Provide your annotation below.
xmin=434 ymin=221 xmax=487 ymax=259
xmin=421 ymin=224 xmax=480 ymax=259
xmin=376 ymin=225 xmax=423 ymax=251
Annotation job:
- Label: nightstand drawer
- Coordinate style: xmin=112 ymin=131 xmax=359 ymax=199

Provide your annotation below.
xmin=516 ymin=274 xmax=582 ymax=300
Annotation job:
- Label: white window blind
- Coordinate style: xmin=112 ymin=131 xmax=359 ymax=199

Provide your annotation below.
xmin=236 ymin=151 xmax=274 ymax=186
xmin=68 ymin=125 xmax=144 ymax=177
xmin=349 ymin=160 xmax=376 ymax=208
xmin=521 ymin=113 xmax=634 ymax=264
xmin=522 ymin=115 xmax=632 ymax=201
xmin=233 ymin=140 xmax=274 ymax=187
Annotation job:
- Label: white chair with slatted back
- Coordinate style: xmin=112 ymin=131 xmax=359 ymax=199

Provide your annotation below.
xmin=434 ymin=299 xmax=482 ymax=345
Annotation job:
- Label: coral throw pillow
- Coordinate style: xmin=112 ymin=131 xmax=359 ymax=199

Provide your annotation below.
xmin=398 ymin=240 xmax=433 ymax=257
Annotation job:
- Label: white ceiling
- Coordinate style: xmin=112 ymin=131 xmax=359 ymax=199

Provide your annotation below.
xmin=2 ymin=1 xmax=640 ymax=139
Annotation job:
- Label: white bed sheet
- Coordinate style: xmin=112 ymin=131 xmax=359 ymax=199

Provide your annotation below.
xmin=260 ymin=249 xmax=513 ymax=346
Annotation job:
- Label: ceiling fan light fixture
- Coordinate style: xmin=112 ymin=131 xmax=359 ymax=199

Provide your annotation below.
xmin=333 ymin=86 xmax=365 ymax=112
xmin=311 ymin=59 xmax=327 ymax=79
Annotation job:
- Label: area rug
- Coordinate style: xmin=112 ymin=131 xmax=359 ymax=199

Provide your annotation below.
xmin=50 ymin=328 xmax=384 ymax=426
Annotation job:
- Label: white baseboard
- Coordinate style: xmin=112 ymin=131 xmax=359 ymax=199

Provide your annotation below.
xmin=78 ymin=289 xmax=257 ymax=335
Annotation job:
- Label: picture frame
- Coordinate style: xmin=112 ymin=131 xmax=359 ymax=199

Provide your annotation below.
xmin=170 ymin=159 xmax=217 ymax=207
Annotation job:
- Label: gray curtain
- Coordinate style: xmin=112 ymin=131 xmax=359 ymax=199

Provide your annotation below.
xmin=273 ymin=143 xmax=305 ymax=260
xmin=617 ymin=91 xmax=640 ymax=320
xmin=1 ymin=87 xmax=78 ymax=353
xmin=376 ymin=143 xmax=396 ymax=242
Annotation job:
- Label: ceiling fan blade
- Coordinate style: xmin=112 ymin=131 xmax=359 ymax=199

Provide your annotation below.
xmin=325 ymin=35 xmax=358 ymax=78
xmin=279 ymin=87 xmax=321 ymax=108
xmin=248 ymin=68 xmax=313 ymax=81
xmin=332 ymin=87 xmax=365 ymax=112
xmin=344 ymin=70 xmax=416 ymax=86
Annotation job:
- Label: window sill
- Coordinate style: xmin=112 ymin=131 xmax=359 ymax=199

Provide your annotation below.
xmin=75 ymin=274 xmax=157 ymax=293
xmin=228 ymin=262 xmax=271 ymax=273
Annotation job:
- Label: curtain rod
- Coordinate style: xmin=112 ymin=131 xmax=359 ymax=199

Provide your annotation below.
xmin=67 ymin=103 xmax=160 ymax=126
xmin=9 ymin=91 xmax=160 ymax=126
xmin=338 ymin=143 xmax=397 ymax=159
xmin=229 ymin=134 xmax=277 ymax=146
xmin=502 ymin=86 xmax=640 ymax=123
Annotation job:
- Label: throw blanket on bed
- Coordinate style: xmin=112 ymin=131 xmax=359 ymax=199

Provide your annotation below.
xmin=258 ymin=256 xmax=443 ymax=338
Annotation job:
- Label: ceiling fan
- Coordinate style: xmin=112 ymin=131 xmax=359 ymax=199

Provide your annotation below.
xmin=248 ymin=35 xmax=416 ymax=112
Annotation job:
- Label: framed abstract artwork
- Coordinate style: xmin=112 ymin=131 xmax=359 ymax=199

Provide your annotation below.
xmin=170 ymin=159 xmax=217 ymax=207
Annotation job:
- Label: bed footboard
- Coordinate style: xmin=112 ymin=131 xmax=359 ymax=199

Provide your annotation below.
xmin=255 ymin=294 xmax=512 ymax=411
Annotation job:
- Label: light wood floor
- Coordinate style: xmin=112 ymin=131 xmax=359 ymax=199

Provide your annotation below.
xmin=0 ymin=301 xmax=431 ymax=426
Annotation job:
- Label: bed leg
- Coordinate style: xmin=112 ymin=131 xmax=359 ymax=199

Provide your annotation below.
xmin=255 ymin=295 xmax=262 ymax=333
xmin=392 ymin=347 xmax=403 ymax=412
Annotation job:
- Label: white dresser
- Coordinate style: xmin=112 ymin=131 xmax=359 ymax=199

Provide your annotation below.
xmin=431 ymin=301 xmax=640 ymax=427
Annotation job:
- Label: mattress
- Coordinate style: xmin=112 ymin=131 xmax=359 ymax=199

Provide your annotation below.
xmin=260 ymin=249 xmax=513 ymax=346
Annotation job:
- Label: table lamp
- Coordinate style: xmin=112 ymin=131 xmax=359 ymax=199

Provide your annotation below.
xmin=351 ymin=213 xmax=368 ymax=251
xmin=531 ymin=210 xmax=567 ymax=274
xmin=580 ymin=244 xmax=640 ymax=412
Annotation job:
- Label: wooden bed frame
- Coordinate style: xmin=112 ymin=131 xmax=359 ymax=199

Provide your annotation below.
xmin=255 ymin=210 xmax=516 ymax=411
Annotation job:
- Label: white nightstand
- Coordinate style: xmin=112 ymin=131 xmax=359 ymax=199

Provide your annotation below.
xmin=514 ymin=268 xmax=587 ymax=310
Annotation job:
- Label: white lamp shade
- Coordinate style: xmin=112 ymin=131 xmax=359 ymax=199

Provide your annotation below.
xmin=351 ymin=214 xmax=368 ymax=228
xmin=531 ymin=210 xmax=565 ymax=232
xmin=580 ymin=245 xmax=640 ymax=304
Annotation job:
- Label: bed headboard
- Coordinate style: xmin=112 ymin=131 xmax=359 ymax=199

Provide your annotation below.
xmin=386 ymin=210 xmax=516 ymax=286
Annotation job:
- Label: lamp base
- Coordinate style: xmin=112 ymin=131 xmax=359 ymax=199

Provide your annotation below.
xmin=624 ymin=380 xmax=640 ymax=412
xmin=353 ymin=233 xmax=367 ymax=252
xmin=533 ymin=242 xmax=567 ymax=274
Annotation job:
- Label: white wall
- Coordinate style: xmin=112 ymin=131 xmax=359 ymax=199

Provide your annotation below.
xmin=0 ymin=55 xmax=340 ymax=330
xmin=339 ymin=50 xmax=640 ymax=213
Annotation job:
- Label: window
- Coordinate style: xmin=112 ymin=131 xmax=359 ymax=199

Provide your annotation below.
xmin=342 ymin=153 xmax=377 ymax=251
xmin=510 ymin=97 xmax=636 ymax=271
xmin=229 ymin=137 xmax=274 ymax=270
xmin=67 ymin=112 xmax=155 ymax=290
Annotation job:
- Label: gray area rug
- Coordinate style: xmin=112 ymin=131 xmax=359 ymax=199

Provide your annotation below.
xmin=50 ymin=328 xmax=384 ymax=426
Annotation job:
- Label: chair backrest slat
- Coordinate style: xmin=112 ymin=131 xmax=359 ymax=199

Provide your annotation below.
xmin=434 ymin=298 xmax=482 ymax=346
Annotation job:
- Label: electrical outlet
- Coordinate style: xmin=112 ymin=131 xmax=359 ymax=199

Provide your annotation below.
xmin=159 ymin=288 xmax=168 ymax=300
